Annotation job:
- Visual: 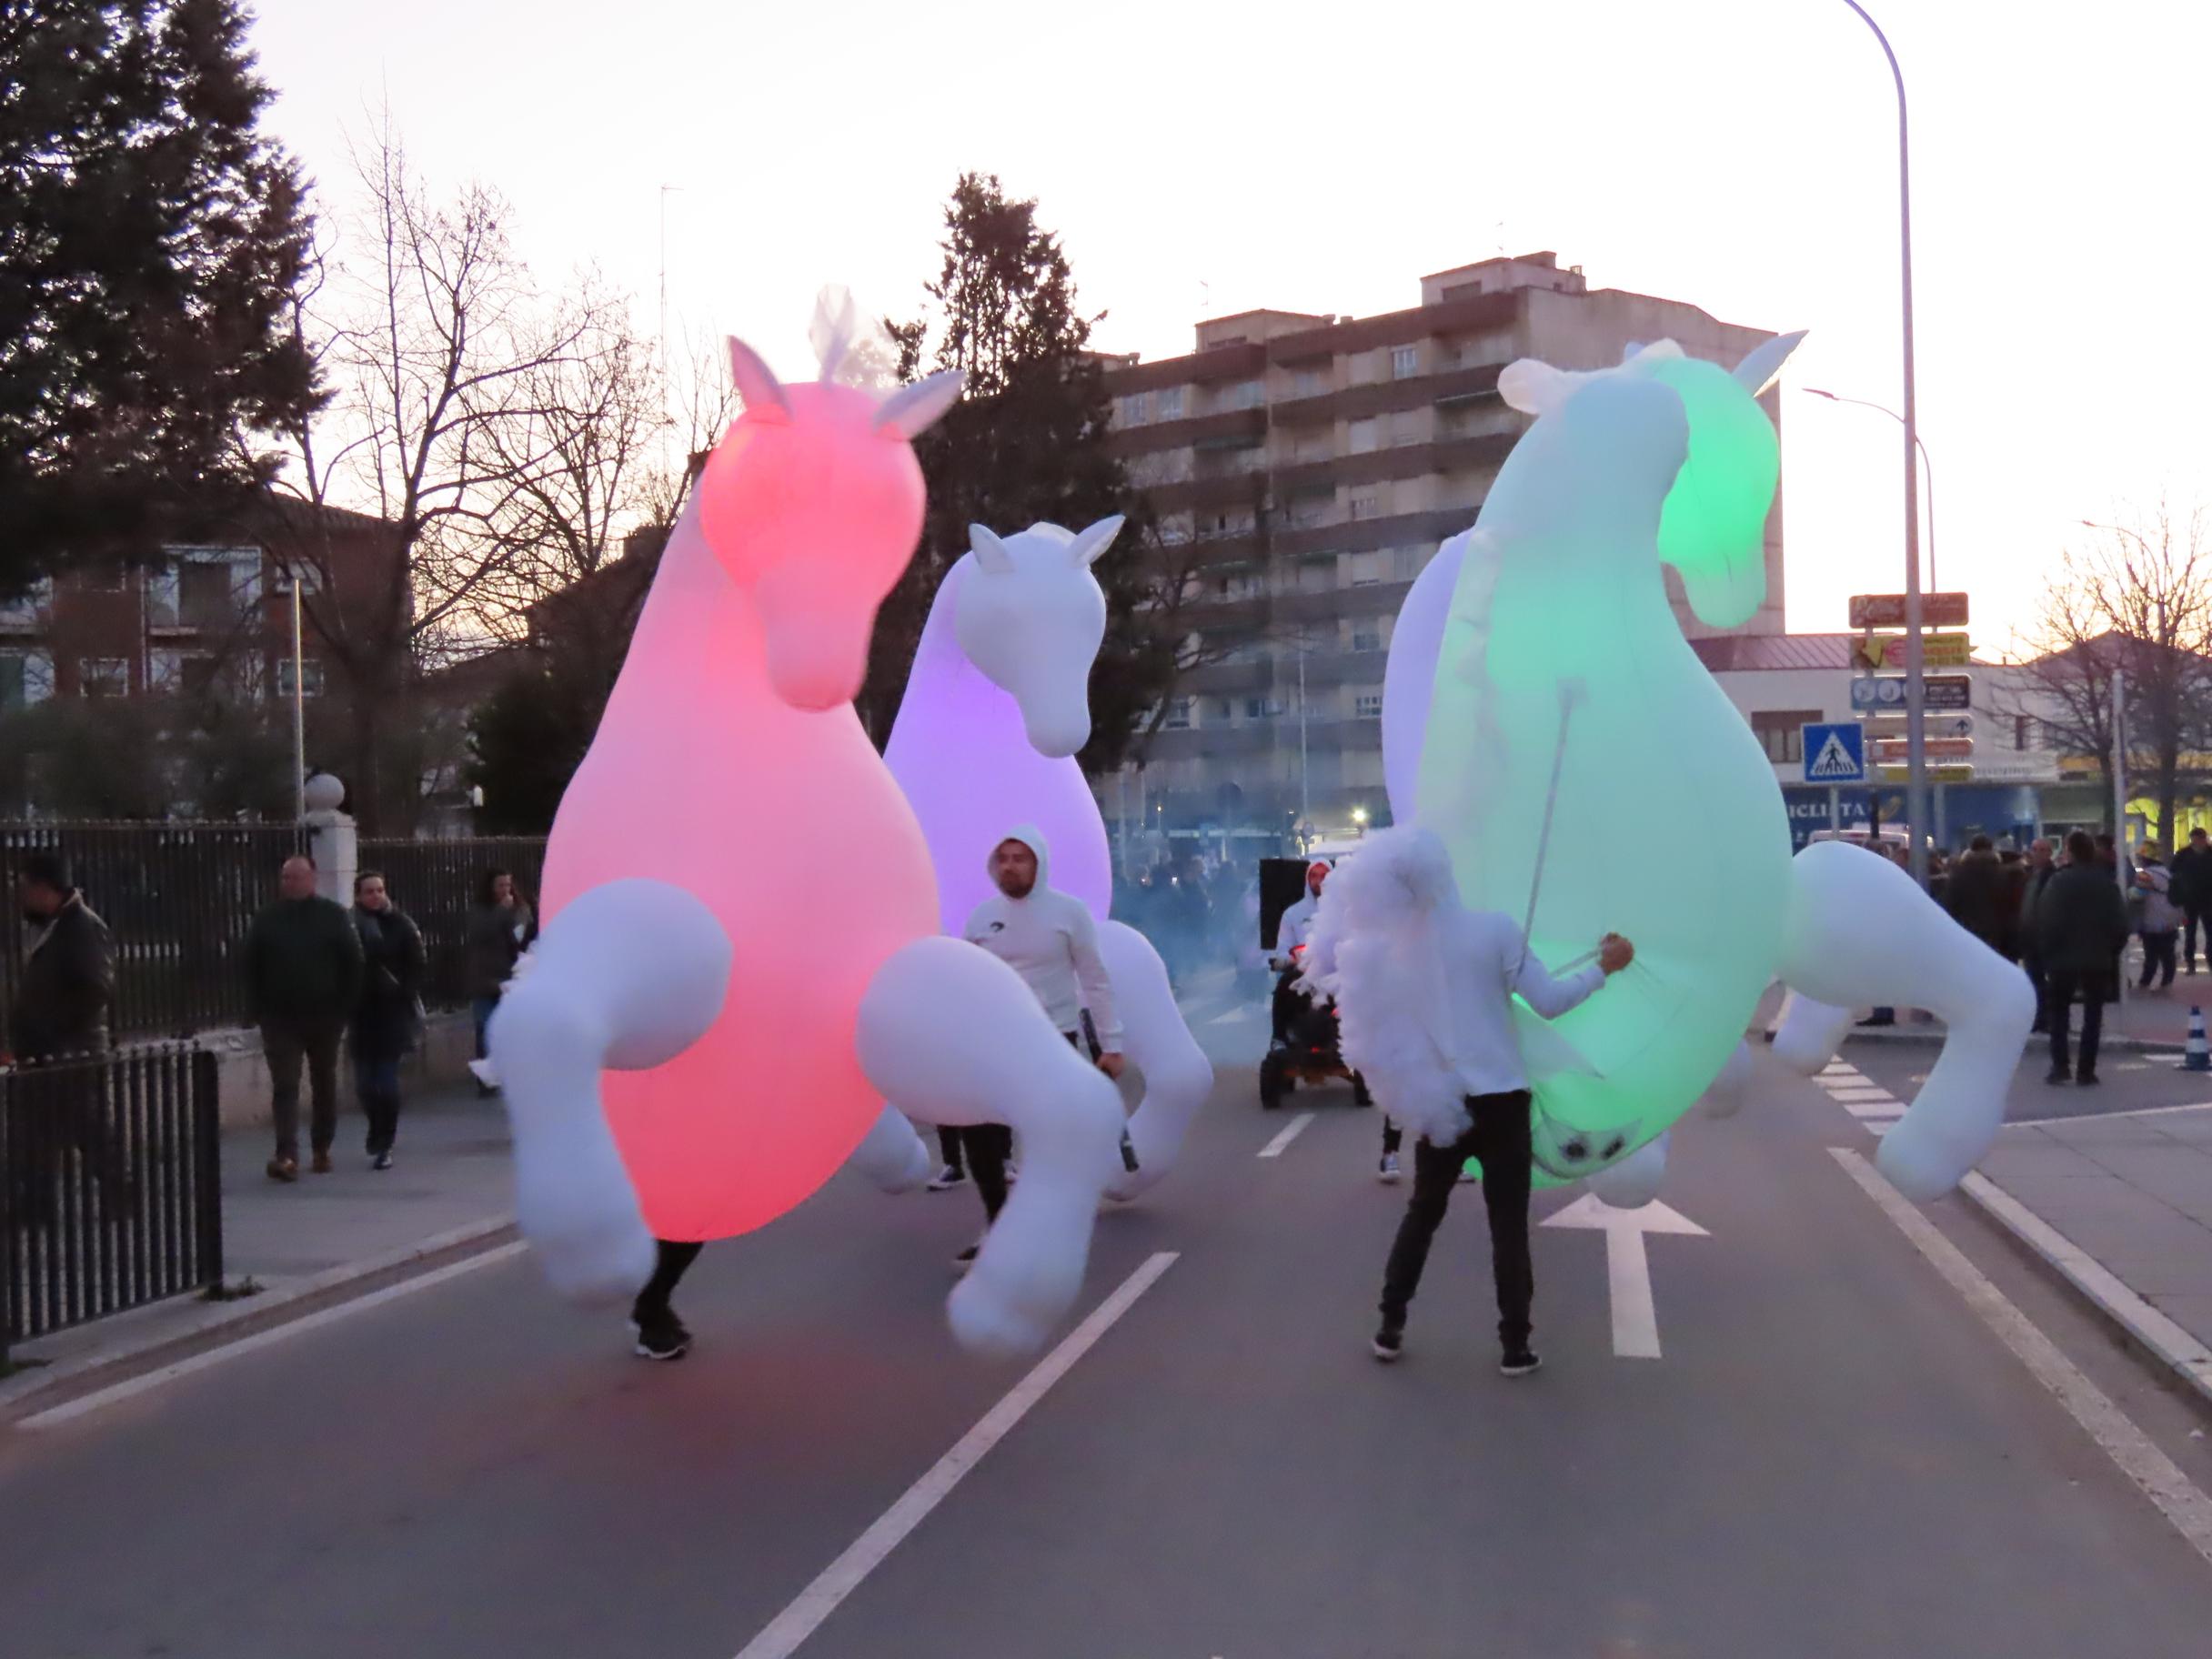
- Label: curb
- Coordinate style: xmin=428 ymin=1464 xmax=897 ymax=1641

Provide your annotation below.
xmin=1956 ymin=1171 xmax=2212 ymax=1413
xmin=0 ymin=1213 xmax=518 ymax=1422
xmin=1843 ymin=1028 xmax=2184 ymax=1057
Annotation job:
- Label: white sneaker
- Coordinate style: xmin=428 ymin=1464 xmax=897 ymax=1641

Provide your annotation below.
xmin=1003 ymin=1159 xmax=1021 ymax=1183
xmin=1378 ymin=1152 xmax=1403 ymax=1183
xmin=926 ymin=1164 xmax=966 ymax=1191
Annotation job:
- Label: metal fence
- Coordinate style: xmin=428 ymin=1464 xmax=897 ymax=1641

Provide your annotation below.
xmin=2 ymin=1044 xmax=223 ymax=1360
xmin=356 ymin=837 xmax=548 ymax=1009
xmin=0 ymin=822 xmax=309 ymax=1042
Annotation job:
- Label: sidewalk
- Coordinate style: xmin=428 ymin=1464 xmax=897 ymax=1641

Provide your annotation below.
xmin=1966 ymin=1101 xmax=2212 ymax=1407
xmin=1849 ymin=979 xmax=2204 ymax=1053
xmin=3 ymin=1085 xmax=514 ymax=1415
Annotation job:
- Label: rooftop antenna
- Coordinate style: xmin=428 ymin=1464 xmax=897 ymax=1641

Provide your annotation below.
xmin=1200 ymin=279 xmax=1212 ymax=316
xmin=657 ymin=185 xmax=683 ymax=373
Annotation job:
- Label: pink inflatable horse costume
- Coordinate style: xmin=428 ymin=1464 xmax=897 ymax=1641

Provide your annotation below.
xmin=490 ymin=324 xmax=1129 ymax=1354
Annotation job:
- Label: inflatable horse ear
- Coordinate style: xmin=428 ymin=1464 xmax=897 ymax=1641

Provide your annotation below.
xmin=1732 ymin=329 xmax=1808 ymax=397
xmin=1068 ymin=514 xmax=1125 ymax=568
xmin=726 ymin=337 xmax=791 ymax=420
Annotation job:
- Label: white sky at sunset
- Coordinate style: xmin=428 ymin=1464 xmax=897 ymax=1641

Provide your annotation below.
xmin=242 ymin=0 xmax=2210 ymax=657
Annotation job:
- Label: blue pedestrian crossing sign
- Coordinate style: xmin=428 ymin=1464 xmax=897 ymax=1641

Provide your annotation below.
xmin=1802 ymin=722 xmax=1865 ymax=783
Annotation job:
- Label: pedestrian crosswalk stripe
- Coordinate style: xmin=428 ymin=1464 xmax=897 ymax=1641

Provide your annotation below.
xmin=1847 ymin=1101 xmax=1905 ymax=1120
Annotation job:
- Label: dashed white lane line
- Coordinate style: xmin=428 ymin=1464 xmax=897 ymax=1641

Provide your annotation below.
xmin=1831 ymin=1149 xmax=2212 ymax=1570
xmin=730 ymin=1252 xmax=1180 ymax=1659
xmin=1257 ymin=1111 xmax=1316 ymax=1159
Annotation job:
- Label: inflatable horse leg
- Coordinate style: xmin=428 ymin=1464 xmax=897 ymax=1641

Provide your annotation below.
xmin=488 ymin=880 xmax=730 ymax=1302
xmin=1097 ymin=920 xmax=1213 ymax=1202
xmin=1778 ymin=842 xmax=2035 ymax=1200
xmin=845 ymin=1104 xmax=935 ymax=1193
xmin=857 ymin=937 xmax=1126 ymax=1356
xmin=1588 ymin=1129 xmax=1669 ymax=1209
xmin=1770 ymin=990 xmax=1855 ymax=1079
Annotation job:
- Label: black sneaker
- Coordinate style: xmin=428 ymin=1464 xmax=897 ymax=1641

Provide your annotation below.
xmin=1372 ymin=1324 xmax=1404 ymax=1362
xmin=1120 ymin=1131 xmax=1141 ymax=1173
xmin=926 ymin=1164 xmax=966 ymax=1191
xmin=2076 ymin=1071 xmax=2101 ymax=1087
xmin=634 ymin=1316 xmax=691 ymax=1362
xmin=954 ymin=1242 xmax=980 ymax=1269
xmin=1500 ymin=1348 xmax=1543 ymax=1378
xmin=2044 ymin=1068 xmax=2070 ymax=1084
xmin=370 ymin=1151 xmax=393 ymax=1171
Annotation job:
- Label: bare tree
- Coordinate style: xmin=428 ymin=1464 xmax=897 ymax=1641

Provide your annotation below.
xmin=238 ymin=116 xmax=624 ymax=830
xmin=2002 ymin=504 xmax=2212 ymax=839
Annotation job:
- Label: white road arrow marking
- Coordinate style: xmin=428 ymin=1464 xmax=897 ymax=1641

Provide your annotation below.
xmin=1542 ymin=1193 xmax=1709 ymax=1359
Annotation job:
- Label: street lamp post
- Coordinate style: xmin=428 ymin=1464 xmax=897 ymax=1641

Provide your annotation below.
xmin=1805 ymin=387 xmax=1937 ymax=591
xmin=275 ymin=570 xmax=307 ymax=822
xmin=1841 ymin=0 xmax=1930 ymax=887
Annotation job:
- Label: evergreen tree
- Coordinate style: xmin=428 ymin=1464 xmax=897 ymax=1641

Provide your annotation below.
xmin=870 ymin=174 xmax=1174 ymax=770
xmin=0 ymin=0 xmax=318 ymax=593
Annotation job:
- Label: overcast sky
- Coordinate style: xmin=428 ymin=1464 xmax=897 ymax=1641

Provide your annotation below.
xmin=244 ymin=0 xmax=2210 ymax=653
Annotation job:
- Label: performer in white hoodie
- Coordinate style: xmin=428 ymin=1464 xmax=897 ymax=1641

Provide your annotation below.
xmin=1302 ymin=826 xmax=1633 ymax=1378
xmin=960 ymin=825 xmax=1128 ymax=1264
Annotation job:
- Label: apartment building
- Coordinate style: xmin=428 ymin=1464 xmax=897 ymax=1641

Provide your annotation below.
xmin=0 ymin=500 xmax=418 ymax=717
xmin=1101 ymin=252 xmax=1788 ymax=853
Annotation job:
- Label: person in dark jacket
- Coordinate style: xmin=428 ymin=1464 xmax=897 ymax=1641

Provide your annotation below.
xmin=2036 ymin=830 xmax=2131 ymax=1086
xmin=464 ymin=868 xmax=535 ymax=1092
xmin=1945 ymin=836 xmax=2008 ymax=954
xmin=2173 ymin=827 xmax=2212 ymax=974
xmin=8 ymin=851 xmax=116 ymax=1061
xmin=246 ymin=855 xmax=364 ymax=1181
xmin=349 ymin=871 xmax=427 ymax=1171
xmin=2019 ymin=839 xmax=2057 ymax=1032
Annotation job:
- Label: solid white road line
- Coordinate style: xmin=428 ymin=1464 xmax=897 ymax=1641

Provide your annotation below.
xmin=1256 ymin=1111 xmax=1316 ymax=1159
xmin=1830 ymin=1149 xmax=2212 ymax=1569
xmin=730 ymin=1252 xmax=1180 ymax=1659
xmin=18 ymin=1242 xmax=529 ymax=1431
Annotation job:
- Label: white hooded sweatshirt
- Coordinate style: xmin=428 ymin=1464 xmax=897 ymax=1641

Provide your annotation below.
xmin=963 ymin=825 xmax=1124 ymax=1052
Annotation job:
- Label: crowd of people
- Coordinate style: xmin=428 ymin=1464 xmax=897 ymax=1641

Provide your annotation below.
xmin=1853 ymin=826 xmax=2212 ymax=1081
xmin=5 ymin=852 xmax=536 ymax=1181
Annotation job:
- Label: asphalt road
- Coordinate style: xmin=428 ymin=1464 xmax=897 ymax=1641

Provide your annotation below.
xmin=7 ymin=995 xmax=2212 ymax=1658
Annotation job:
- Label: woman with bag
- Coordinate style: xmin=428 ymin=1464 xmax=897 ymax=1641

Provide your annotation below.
xmin=351 ymin=870 xmax=427 ymax=1171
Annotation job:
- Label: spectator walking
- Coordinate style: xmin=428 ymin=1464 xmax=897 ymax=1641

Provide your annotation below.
xmin=1945 ymin=835 xmax=2008 ymax=954
xmin=6 ymin=852 xmax=123 ymax=1222
xmin=2133 ymin=841 xmax=2181 ymax=990
xmin=246 ymin=855 xmax=363 ymax=1181
xmin=2173 ymin=827 xmax=2212 ymax=974
xmin=7 ymin=851 xmax=115 ymax=1062
xmin=2020 ymin=839 xmax=2057 ymax=1033
xmin=465 ymin=869 xmax=536 ymax=1094
xmin=2036 ymin=830 xmax=2130 ymax=1087
xmin=349 ymin=871 xmax=427 ymax=1171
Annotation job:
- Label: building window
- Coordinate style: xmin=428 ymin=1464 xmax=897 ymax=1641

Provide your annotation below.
xmin=77 ymin=657 xmax=129 ymax=698
xmin=1390 ymin=410 xmax=1423 ymax=447
xmin=1351 ymin=628 xmax=1382 ymax=653
xmin=2015 ymin=715 xmax=2031 ymax=751
xmin=1117 ymin=392 xmax=1151 ymax=427
xmin=1348 ymin=418 xmax=1378 ymax=455
xmin=1244 ymin=697 xmax=1281 ymax=720
xmin=1 ymin=649 xmax=55 ymax=709
xmin=1391 ymin=346 xmax=1419 ymax=379
xmin=1156 ymin=386 xmax=1184 ymax=421
xmin=1355 ymin=692 xmax=1384 ymax=719
xmin=276 ymin=658 xmax=325 ymax=699
xmin=1393 ymin=546 xmax=1425 ymax=580
xmin=1217 ymin=379 xmax=1263 ymax=412
xmin=1292 ymin=369 xmax=1327 ymax=399
xmin=1161 ymin=697 xmax=1193 ymax=729
xmin=1749 ymin=709 xmax=1823 ymax=765
xmin=1348 ymin=490 xmax=1382 ymax=522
